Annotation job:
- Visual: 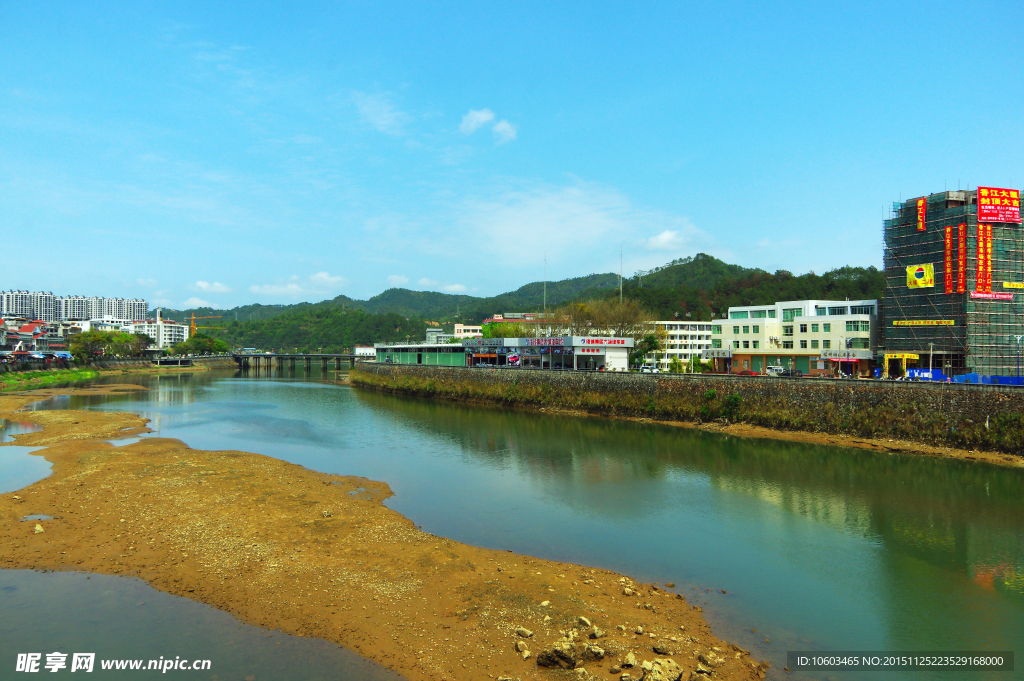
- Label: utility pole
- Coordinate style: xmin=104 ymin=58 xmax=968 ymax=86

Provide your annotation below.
xmin=929 ymin=342 xmax=934 ymax=377
xmin=619 ymin=246 xmax=623 ymax=304
xmin=1015 ymin=335 xmax=1024 ymax=383
xmin=543 ymin=252 xmax=547 ymax=314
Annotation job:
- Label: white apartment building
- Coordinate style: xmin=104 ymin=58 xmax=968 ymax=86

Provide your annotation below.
xmin=704 ymin=299 xmax=879 ymax=376
xmin=645 ymin=321 xmax=715 ymax=370
xmin=453 ymin=324 xmax=483 ymax=338
xmin=131 ymin=310 xmax=189 ymax=350
xmin=1 ymin=290 xmax=148 ymax=323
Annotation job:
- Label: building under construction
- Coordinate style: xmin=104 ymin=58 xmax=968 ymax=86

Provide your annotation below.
xmin=882 ymin=187 xmax=1023 ymax=376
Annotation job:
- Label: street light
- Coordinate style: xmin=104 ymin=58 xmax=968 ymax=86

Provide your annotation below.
xmin=1014 ymin=335 xmax=1024 ymax=384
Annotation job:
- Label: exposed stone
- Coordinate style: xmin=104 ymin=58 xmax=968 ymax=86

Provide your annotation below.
xmin=543 ymin=615 xmax=552 ymax=623
xmin=622 ymin=652 xmax=637 ymax=668
xmin=536 ymin=641 xmax=578 ymax=669
xmin=623 ymin=587 xmax=635 ymax=596
xmin=634 ymin=626 xmax=644 ymax=635
xmin=582 ymin=644 xmax=605 ymax=661
xmin=516 ymin=626 xmax=534 ymax=638
xmin=609 ymin=666 xmax=622 ymax=674
xmin=698 ymin=652 xmax=724 ymax=668
xmin=616 ymin=624 xmax=627 ymax=631
xmin=643 ymin=658 xmax=685 ymax=681
xmin=652 ymin=644 xmax=672 ymax=655
xmin=515 ymin=640 xmax=528 ymax=653
xmin=641 ymin=660 xmax=653 ymax=673
xmin=540 ymin=600 xmax=550 ymax=607
xmin=620 ymin=675 xmax=632 ymax=681
xmin=589 ymin=626 xmax=606 ymax=639
xmin=521 ymin=650 xmax=531 ymax=660
xmin=579 ymin=616 xmax=592 ymax=627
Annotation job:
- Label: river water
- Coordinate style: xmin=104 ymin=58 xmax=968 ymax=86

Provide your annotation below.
xmin=6 ymin=369 xmax=1024 ymax=680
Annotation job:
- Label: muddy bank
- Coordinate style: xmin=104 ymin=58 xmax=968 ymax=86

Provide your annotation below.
xmin=0 ymin=387 xmax=762 ymax=681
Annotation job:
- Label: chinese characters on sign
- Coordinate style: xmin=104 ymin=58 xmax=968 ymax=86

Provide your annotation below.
xmin=957 ymin=223 xmax=966 ymax=293
xmin=977 ymin=187 xmax=1021 ymax=224
xmin=916 ymin=197 xmax=927 ymax=231
xmin=16 ymin=653 xmax=95 ymax=673
xmin=944 ymin=225 xmax=954 ymax=294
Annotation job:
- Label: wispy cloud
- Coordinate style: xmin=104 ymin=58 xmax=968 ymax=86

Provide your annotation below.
xmin=182 ymin=297 xmax=212 ymax=308
xmin=248 ymin=272 xmax=348 ymax=298
xmin=418 ymin=277 xmax=438 ymax=287
xmin=644 ymin=230 xmax=687 ymax=251
xmin=137 ymin=278 xmax=157 ymax=287
xmin=387 ymin=275 xmax=409 ymax=286
xmin=194 ymin=280 xmax=232 ymax=293
xmin=492 ymin=120 xmax=517 ymax=144
xmin=442 ymin=284 xmax=467 ymax=293
xmin=459 ymin=109 xmax=495 ymax=134
xmin=353 ymin=92 xmax=410 ymax=135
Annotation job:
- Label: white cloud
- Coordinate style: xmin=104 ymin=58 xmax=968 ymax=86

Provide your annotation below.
xmin=644 ymin=230 xmax=687 ymax=251
xmin=492 ymin=120 xmax=517 ymax=144
xmin=353 ymin=92 xmax=410 ymax=135
xmin=195 ymin=280 xmax=232 ymax=293
xmin=249 ymin=283 xmax=305 ymax=296
xmin=308 ymin=271 xmax=344 ymax=287
xmin=418 ymin=277 xmax=438 ymax=287
xmin=181 ymin=297 xmax=212 ymax=308
xmin=442 ymin=284 xmax=468 ymax=293
xmin=459 ymin=108 xmax=495 ymax=134
xmin=137 ymin=278 xmax=157 ymax=287
xmin=248 ymin=272 xmax=347 ymax=298
xmin=387 ymin=275 xmax=409 ymax=286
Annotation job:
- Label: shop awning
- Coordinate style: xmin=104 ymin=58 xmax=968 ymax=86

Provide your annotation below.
xmin=828 ymin=358 xmax=860 ymax=363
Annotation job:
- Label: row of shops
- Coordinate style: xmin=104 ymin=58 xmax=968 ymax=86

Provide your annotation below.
xmin=375 ymin=336 xmax=634 ymax=371
xmin=702 ymin=348 xmax=876 ymax=376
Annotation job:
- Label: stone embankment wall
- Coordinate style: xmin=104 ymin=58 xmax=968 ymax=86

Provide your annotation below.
xmin=352 ymin=363 xmax=1024 ymax=454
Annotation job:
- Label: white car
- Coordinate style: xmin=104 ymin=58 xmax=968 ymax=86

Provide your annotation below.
xmin=764 ymin=365 xmax=784 ymax=377
xmin=639 ymin=365 xmax=660 ymax=373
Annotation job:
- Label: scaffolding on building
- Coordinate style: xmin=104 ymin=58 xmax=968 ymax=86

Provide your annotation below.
xmin=882 ymin=189 xmax=1024 ymax=376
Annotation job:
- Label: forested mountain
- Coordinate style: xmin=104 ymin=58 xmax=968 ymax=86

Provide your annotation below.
xmin=165 ymin=253 xmax=884 ymax=351
xmin=220 ymin=309 xmax=426 ymax=353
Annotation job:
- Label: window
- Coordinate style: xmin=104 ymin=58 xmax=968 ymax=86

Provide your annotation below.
xmin=742 ymin=325 xmax=749 ymax=334
xmin=823 ymin=340 xmax=831 ymax=349
xmin=743 ymin=341 xmax=749 ymax=349
xmin=799 ymin=324 xmax=807 ymax=333
xmin=811 ymin=340 xmax=819 ymax=349
xmin=846 ymin=321 xmax=870 ymax=332
xmin=783 ymin=325 xmax=794 ymax=336
xmin=816 ymin=306 xmax=827 ymax=316
xmin=733 ymin=341 xmax=740 ymax=349
xmin=823 ymin=323 xmax=831 ymax=332
xmin=782 ymin=308 xmax=802 ymax=322
xmin=753 ymin=340 xmax=759 ymax=349
xmin=711 ymin=325 xmax=722 ymax=334
xmin=850 ymin=305 xmax=875 ymax=315
xmin=782 ymin=341 xmax=794 ymax=349
xmin=800 ymin=340 xmax=808 ymax=349
xmin=811 ymin=323 xmax=819 ymax=332
xmin=768 ymin=310 xmax=777 ymax=318
xmin=730 ymin=311 xmax=748 ymax=319
xmin=752 ymin=325 xmax=759 ymax=333
xmin=861 ymin=320 xmax=870 ymax=331
xmin=849 ymin=337 xmax=870 ymax=349
xmin=712 ymin=339 xmax=722 ymax=349
xmin=750 ymin=310 xmax=767 ymax=318
xmin=828 ymin=306 xmax=847 ymax=315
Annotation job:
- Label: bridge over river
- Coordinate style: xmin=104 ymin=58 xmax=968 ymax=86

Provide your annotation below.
xmin=232 ymin=353 xmax=360 ymax=371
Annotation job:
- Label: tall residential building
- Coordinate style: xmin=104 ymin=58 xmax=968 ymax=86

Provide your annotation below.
xmin=881 ymin=187 xmax=1023 ymax=376
xmin=1 ymin=290 xmax=148 ymax=323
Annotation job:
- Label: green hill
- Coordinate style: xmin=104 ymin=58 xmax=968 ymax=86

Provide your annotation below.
xmin=219 ymin=309 xmax=426 ymax=353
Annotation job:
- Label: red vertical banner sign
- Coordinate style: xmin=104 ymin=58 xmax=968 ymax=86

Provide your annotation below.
xmin=985 ymin=224 xmax=993 ymax=292
xmin=976 ymin=225 xmax=985 ymax=292
xmin=916 ymin=198 xmax=927 ymax=231
xmin=944 ymin=225 xmax=954 ymax=294
xmin=957 ymin=223 xmax=966 ymax=293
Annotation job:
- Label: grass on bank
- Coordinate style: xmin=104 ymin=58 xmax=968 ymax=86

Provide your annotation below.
xmin=350 ymin=370 xmax=1024 ymax=456
xmin=0 ymin=368 xmax=100 ymax=392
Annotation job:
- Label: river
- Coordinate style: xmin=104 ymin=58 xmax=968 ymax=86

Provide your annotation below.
xmin=5 ymin=369 xmax=1023 ymax=680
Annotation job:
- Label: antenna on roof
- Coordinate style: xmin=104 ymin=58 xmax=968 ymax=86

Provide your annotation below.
xmin=543 ymin=252 xmax=547 ymax=313
xmin=620 ymin=245 xmax=623 ymax=303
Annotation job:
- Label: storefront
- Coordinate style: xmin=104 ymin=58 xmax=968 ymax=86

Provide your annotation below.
xmin=461 ymin=336 xmax=633 ymax=371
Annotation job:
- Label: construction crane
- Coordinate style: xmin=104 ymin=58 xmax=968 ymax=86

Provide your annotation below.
xmin=188 ymin=313 xmax=225 ymax=335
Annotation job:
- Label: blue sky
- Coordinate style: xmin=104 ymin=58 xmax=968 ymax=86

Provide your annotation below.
xmin=2 ymin=1 xmax=1021 ymax=309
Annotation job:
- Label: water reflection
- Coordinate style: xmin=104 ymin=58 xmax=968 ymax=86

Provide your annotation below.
xmin=22 ymin=370 xmax=1024 ymax=681
xmin=0 ymin=570 xmax=405 ymax=681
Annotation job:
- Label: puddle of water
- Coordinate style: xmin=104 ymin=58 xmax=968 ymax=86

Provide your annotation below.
xmin=0 ymin=570 xmax=406 ymax=681
xmin=0 ymin=418 xmax=43 ymax=443
xmin=104 ymin=436 xmax=150 ymax=447
xmin=0 ymin=446 xmax=50 ymax=494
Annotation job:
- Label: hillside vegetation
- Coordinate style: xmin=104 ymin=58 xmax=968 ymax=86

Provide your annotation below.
xmin=219 ymin=309 xmax=426 ymax=353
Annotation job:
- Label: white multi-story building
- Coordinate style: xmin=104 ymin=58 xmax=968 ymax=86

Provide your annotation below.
xmin=643 ymin=321 xmax=715 ymax=370
xmin=703 ymin=299 xmax=879 ymax=376
xmin=131 ymin=309 xmax=189 ymax=350
xmin=1 ymin=290 xmax=148 ymax=323
xmin=453 ymin=324 xmax=483 ymax=338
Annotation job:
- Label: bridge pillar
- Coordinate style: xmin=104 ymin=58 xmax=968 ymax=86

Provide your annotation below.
xmin=321 ymin=358 xmax=328 ymax=371
xmin=335 ymin=357 xmax=342 ymax=370
xmin=349 ymin=357 xmax=356 ymax=369
xmin=305 ymin=357 xmax=311 ymax=371
xmin=290 ymin=357 xmax=296 ymax=369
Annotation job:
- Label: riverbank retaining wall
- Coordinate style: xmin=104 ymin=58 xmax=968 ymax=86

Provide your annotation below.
xmin=352 ymin=363 xmax=1024 ymax=454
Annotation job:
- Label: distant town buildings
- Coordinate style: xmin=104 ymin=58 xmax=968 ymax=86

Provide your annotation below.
xmin=1 ymin=290 xmax=148 ymax=323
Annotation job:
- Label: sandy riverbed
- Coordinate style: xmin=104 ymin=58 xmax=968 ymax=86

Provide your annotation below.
xmin=1 ymin=386 xmax=763 ymax=681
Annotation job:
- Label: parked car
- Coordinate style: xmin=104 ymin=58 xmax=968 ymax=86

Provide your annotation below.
xmin=779 ymin=368 xmax=803 ymax=377
xmin=736 ymin=370 xmax=760 ymax=376
xmin=639 ymin=365 xmax=660 ymax=373
xmin=764 ymin=365 xmax=784 ymax=377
